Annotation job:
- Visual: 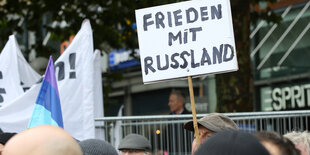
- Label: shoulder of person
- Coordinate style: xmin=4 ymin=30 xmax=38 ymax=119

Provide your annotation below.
xmin=182 ymin=109 xmax=192 ymax=114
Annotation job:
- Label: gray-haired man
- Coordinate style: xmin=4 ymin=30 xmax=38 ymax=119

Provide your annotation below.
xmin=183 ymin=113 xmax=238 ymax=154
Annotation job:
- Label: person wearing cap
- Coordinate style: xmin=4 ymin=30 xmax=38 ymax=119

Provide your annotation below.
xmin=79 ymin=139 xmax=118 ymax=155
xmin=183 ymin=113 xmax=238 ymax=154
xmin=118 ymin=133 xmax=152 ymax=155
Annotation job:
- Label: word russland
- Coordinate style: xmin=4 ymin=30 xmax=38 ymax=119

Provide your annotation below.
xmin=144 ymin=44 xmax=234 ymax=75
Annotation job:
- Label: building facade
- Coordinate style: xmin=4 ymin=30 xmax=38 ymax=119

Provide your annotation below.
xmin=252 ymin=0 xmax=310 ymax=111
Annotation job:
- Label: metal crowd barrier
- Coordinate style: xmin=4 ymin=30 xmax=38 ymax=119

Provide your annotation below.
xmin=95 ymin=110 xmax=310 ymax=155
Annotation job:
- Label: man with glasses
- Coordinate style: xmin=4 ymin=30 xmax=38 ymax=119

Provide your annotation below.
xmin=183 ymin=113 xmax=238 ymax=154
xmin=118 ymin=134 xmax=152 ymax=155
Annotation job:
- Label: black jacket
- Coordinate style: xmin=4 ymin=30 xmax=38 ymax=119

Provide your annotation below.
xmin=169 ymin=108 xmax=191 ymax=115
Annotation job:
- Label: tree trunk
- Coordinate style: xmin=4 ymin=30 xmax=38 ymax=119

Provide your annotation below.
xmin=216 ymin=1 xmax=254 ymax=112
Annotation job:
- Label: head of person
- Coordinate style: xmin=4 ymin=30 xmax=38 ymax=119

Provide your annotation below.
xmin=168 ymin=90 xmax=186 ymax=114
xmin=1 ymin=125 xmax=82 ymax=155
xmin=194 ymin=130 xmax=270 ymax=155
xmin=254 ymin=131 xmax=300 ymax=155
xmin=79 ymin=139 xmax=118 ymax=155
xmin=118 ymin=134 xmax=152 ymax=155
xmin=183 ymin=113 xmax=238 ymax=154
xmin=284 ymin=131 xmax=310 ymax=155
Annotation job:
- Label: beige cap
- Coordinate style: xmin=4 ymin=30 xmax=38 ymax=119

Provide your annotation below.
xmin=184 ymin=113 xmax=238 ymax=132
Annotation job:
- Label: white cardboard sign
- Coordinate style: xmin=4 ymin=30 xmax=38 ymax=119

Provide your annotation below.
xmin=135 ymin=0 xmax=238 ymax=84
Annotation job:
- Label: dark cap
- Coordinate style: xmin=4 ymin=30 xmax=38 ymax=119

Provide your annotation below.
xmin=184 ymin=113 xmax=238 ymax=132
xmin=0 ymin=133 xmax=16 ymax=145
xmin=194 ymin=130 xmax=270 ymax=155
xmin=118 ymin=134 xmax=151 ymax=151
xmin=79 ymin=139 xmax=118 ymax=155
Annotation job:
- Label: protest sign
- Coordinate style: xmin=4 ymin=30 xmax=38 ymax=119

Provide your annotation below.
xmin=135 ymin=0 xmax=238 ymax=84
xmin=136 ymin=0 xmax=238 ymax=146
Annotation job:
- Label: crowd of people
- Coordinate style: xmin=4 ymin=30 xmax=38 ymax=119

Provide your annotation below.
xmin=0 ymin=91 xmax=309 ymax=154
xmin=0 ymin=113 xmax=309 ymax=154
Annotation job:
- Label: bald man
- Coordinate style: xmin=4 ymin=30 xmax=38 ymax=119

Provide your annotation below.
xmin=2 ymin=125 xmax=82 ymax=155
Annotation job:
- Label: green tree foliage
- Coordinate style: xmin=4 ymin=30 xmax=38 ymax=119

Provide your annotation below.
xmin=0 ymin=0 xmax=178 ymax=113
xmin=0 ymin=0 xmax=180 ymax=56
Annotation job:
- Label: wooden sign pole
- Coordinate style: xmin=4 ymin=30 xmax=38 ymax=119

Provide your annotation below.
xmin=187 ymin=76 xmax=200 ymax=147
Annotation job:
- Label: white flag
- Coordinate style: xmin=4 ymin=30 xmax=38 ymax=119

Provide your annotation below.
xmin=55 ymin=19 xmax=95 ymax=140
xmin=112 ymin=105 xmax=123 ymax=149
xmin=0 ymin=19 xmax=100 ymax=140
xmin=0 ymin=35 xmax=40 ymax=107
xmin=93 ymin=49 xmax=105 ymax=140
